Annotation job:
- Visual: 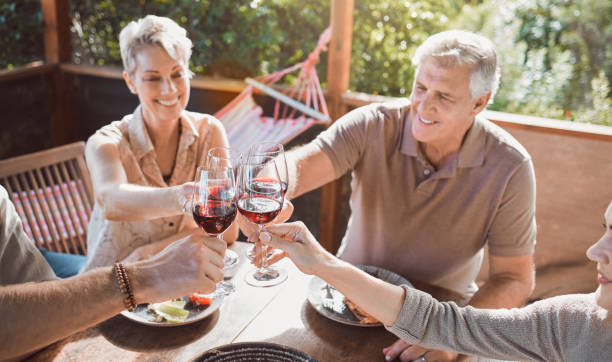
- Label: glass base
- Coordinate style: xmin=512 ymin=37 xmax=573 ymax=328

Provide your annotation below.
xmin=245 ymin=267 xmax=288 ymax=287
xmin=196 ymin=280 xmax=236 ymax=299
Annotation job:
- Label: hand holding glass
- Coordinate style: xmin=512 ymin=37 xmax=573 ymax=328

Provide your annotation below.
xmin=191 ymin=165 xmax=237 ymax=297
xmin=238 ymin=152 xmax=288 ymax=287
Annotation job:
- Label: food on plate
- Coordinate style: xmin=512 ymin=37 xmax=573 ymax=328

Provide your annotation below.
xmin=148 ymin=300 xmax=189 ymax=323
xmin=189 ymin=293 xmax=213 ymax=306
xmin=344 ymin=297 xmax=379 ymax=324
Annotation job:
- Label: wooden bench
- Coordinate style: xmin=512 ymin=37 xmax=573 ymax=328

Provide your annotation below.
xmin=0 ymin=142 xmax=93 ymax=255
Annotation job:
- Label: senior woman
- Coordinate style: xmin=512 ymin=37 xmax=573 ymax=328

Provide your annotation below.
xmin=255 ymin=201 xmax=612 ymax=361
xmin=83 ymin=15 xmax=238 ymax=271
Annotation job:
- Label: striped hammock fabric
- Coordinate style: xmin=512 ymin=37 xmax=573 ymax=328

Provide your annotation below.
xmin=214 ymin=27 xmax=331 ymax=154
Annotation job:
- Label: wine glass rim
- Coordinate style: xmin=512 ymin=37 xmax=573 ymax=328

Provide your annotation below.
xmin=249 ymin=142 xmax=284 ymax=154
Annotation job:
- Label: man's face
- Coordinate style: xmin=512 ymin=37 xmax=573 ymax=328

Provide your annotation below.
xmin=409 ymin=59 xmax=488 ymax=152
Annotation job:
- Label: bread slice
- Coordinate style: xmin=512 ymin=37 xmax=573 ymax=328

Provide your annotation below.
xmin=344 ymin=297 xmax=379 ymax=324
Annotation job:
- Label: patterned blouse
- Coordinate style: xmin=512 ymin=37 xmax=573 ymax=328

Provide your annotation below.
xmin=83 ymin=106 xmax=220 ymax=271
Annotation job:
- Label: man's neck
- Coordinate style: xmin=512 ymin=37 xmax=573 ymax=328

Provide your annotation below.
xmin=420 ymin=141 xmax=460 ymax=169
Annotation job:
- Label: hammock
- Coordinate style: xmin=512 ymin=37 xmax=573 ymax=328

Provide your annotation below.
xmin=214 ymin=27 xmax=331 ymax=156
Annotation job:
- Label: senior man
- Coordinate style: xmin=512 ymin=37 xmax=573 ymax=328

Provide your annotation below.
xmin=0 ymin=185 xmax=225 ymax=361
xmin=280 ymin=30 xmax=536 ymax=362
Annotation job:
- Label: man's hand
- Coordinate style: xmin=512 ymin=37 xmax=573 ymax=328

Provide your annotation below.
xmin=383 ymin=340 xmax=458 ymax=362
xmin=132 ymin=232 xmax=226 ymax=304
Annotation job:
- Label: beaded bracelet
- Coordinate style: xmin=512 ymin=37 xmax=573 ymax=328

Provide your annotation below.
xmin=113 ymin=263 xmax=137 ymax=311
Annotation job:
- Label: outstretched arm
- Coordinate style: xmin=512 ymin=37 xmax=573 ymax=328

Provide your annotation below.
xmin=258 ymin=222 xmax=567 ymax=362
xmin=0 ymin=267 xmax=124 ymax=360
xmin=0 ymin=232 xmax=226 ymax=361
xmin=284 ymin=142 xmax=337 ymax=200
xmin=85 ymin=134 xmax=191 ymax=221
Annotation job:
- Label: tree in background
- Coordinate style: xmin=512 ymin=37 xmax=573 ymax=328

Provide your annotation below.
xmin=1 ymin=0 xmax=610 ymax=125
xmin=0 ymin=0 xmax=43 ymax=69
xmin=454 ymin=0 xmax=611 ymax=125
xmin=70 ymin=0 xmax=329 ymax=79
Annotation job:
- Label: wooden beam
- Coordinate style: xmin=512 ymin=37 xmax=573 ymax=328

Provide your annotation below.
xmin=41 ymin=0 xmax=75 ymax=146
xmin=319 ymin=0 xmax=354 ymax=253
xmin=0 ymin=61 xmax=56 ymax=83
xmin=41 ymin=0 xmax=71 ymax=63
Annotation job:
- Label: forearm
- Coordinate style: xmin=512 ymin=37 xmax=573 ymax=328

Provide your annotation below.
xmin=468 ymin=276 xmax=532 ymax=309
xmin=97 ymin=183 xmax=185 ymax=221
xmin=317 ymin=256 xmax=405 ymax=326
xmin=285 ymin=144 xmax=336 ymax=199
xmin=0 ymin=268 xmax=124 ymax=360
xmin=386 ymin=287 xmax=556 ymax=361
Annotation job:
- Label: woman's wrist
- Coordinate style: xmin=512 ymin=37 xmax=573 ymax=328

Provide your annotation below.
xmin=315 ymin=251 xmax=343 ymax=278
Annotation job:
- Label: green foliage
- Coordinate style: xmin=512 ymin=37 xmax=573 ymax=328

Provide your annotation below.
xmin=2 ymin=0 xmax=610 ymax=126
xmin=350 ymin=0 xmax=475 ymax=96
xmin=453 ymin=0 xmax=611 ymax=126
xmin=71 ymin=0 xmax=329 ymax=80
xmin=0 ymin=0 xmax=43 ymax=69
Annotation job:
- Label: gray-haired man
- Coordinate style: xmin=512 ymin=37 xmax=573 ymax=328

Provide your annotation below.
xmin=277 ymin=30 xmax=536 ymax=362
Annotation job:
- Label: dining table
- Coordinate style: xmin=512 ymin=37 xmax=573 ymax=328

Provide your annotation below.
xmin=26 ymin=241 xmax=470 ymax=362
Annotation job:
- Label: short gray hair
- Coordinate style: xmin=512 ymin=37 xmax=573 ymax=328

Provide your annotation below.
xmin=412 ymin=30 xmax=500 ymax=101
xmin=119 ymin=15 xmax=193 ymax=77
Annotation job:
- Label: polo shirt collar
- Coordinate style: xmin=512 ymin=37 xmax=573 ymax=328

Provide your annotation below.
xmin=400 ymin=111 xmax=419 ymax=157
xmin=457 ymin=115 xmax=486 ymax=168
xmin=127 ymin=105 xmax=199 ymax=161
xmin=400 ymin=112 xmax=486 ymax=169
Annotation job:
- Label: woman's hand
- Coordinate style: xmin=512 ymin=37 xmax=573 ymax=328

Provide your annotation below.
xmin=252 ymin=221 xmax=332 ymax=275
xmin=236 ymin=199 xmax=294 ymax=240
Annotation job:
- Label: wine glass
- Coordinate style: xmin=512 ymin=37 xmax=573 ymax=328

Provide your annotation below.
xmin=245 ymin=142 xmax=289 ymax=261
xmin=191 ymin=165 xmax=237 ymax=297
xmin=206 ymin=147 xmax=242 ymax=270
xmin=237 ymin=153 xmax=288 ymax=287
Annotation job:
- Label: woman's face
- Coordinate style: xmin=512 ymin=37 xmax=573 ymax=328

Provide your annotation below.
xmin=586 ymin=201 xmax=612 ymax=310
xmin=124 ymin=44 xmax=190 ymax=126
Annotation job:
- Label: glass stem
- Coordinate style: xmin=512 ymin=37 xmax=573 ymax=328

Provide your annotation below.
xmin=258 ymin=225 xmax=267 ymax=273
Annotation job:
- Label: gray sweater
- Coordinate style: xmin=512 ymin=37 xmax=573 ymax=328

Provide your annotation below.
xmin=386 ymin=286 xmax=612 ymax=361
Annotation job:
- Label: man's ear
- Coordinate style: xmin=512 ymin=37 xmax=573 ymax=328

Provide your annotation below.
xmin=471 ymin=92 xmax=491 ymax=115
xmin=123 ymin=71 xmax=137 ymax=94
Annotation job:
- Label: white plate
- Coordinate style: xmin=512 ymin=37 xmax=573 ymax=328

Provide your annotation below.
xmin=120 ymin=295 xmax=223 ymax=327
xmin=307 ymin=265 xmax=412 ymax=327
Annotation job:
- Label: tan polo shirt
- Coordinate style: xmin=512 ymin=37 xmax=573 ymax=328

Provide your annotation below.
xmin=0 ymin=186 xmax=57 ymax=285
xmin=83 ymin=106 xmax=216 ymax=271
xmin=313 ymin=100 xmax=536 ymax=301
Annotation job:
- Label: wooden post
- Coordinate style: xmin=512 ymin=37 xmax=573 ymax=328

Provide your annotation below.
xmin=41 ymin=0 xmax=75 ymax=146
xmin=319 ymin=0 xmax=354 ymax=253
xmin=41 ymin=0 xmax=71 ymax=63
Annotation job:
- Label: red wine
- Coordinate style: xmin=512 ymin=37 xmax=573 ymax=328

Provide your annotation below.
xmin=192 ymin=201 xmax=237 ymax=235
xmin=237 ymin=197 xmax=281 ymax=224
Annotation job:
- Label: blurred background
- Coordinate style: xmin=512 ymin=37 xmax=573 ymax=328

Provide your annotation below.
xmin=2 ymin=0 xmax=610 ymax=126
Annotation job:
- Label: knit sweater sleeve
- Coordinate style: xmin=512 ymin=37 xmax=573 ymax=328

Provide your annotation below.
xmin=386 ymin=286 xmax=611 ymax=361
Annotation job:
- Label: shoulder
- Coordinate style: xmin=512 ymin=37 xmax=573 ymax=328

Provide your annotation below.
xmin=478 ymin=115 xmax=531 ymax=164
xmin=87 ymin=116 xmax=130 ymax=149
xmin=331 ymin=100 xmax=409 ymax=138
xmin=183 ymin=111 xmax=224 ymax=135
xmin=0 ymin=185 xmax=10 ymax=219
